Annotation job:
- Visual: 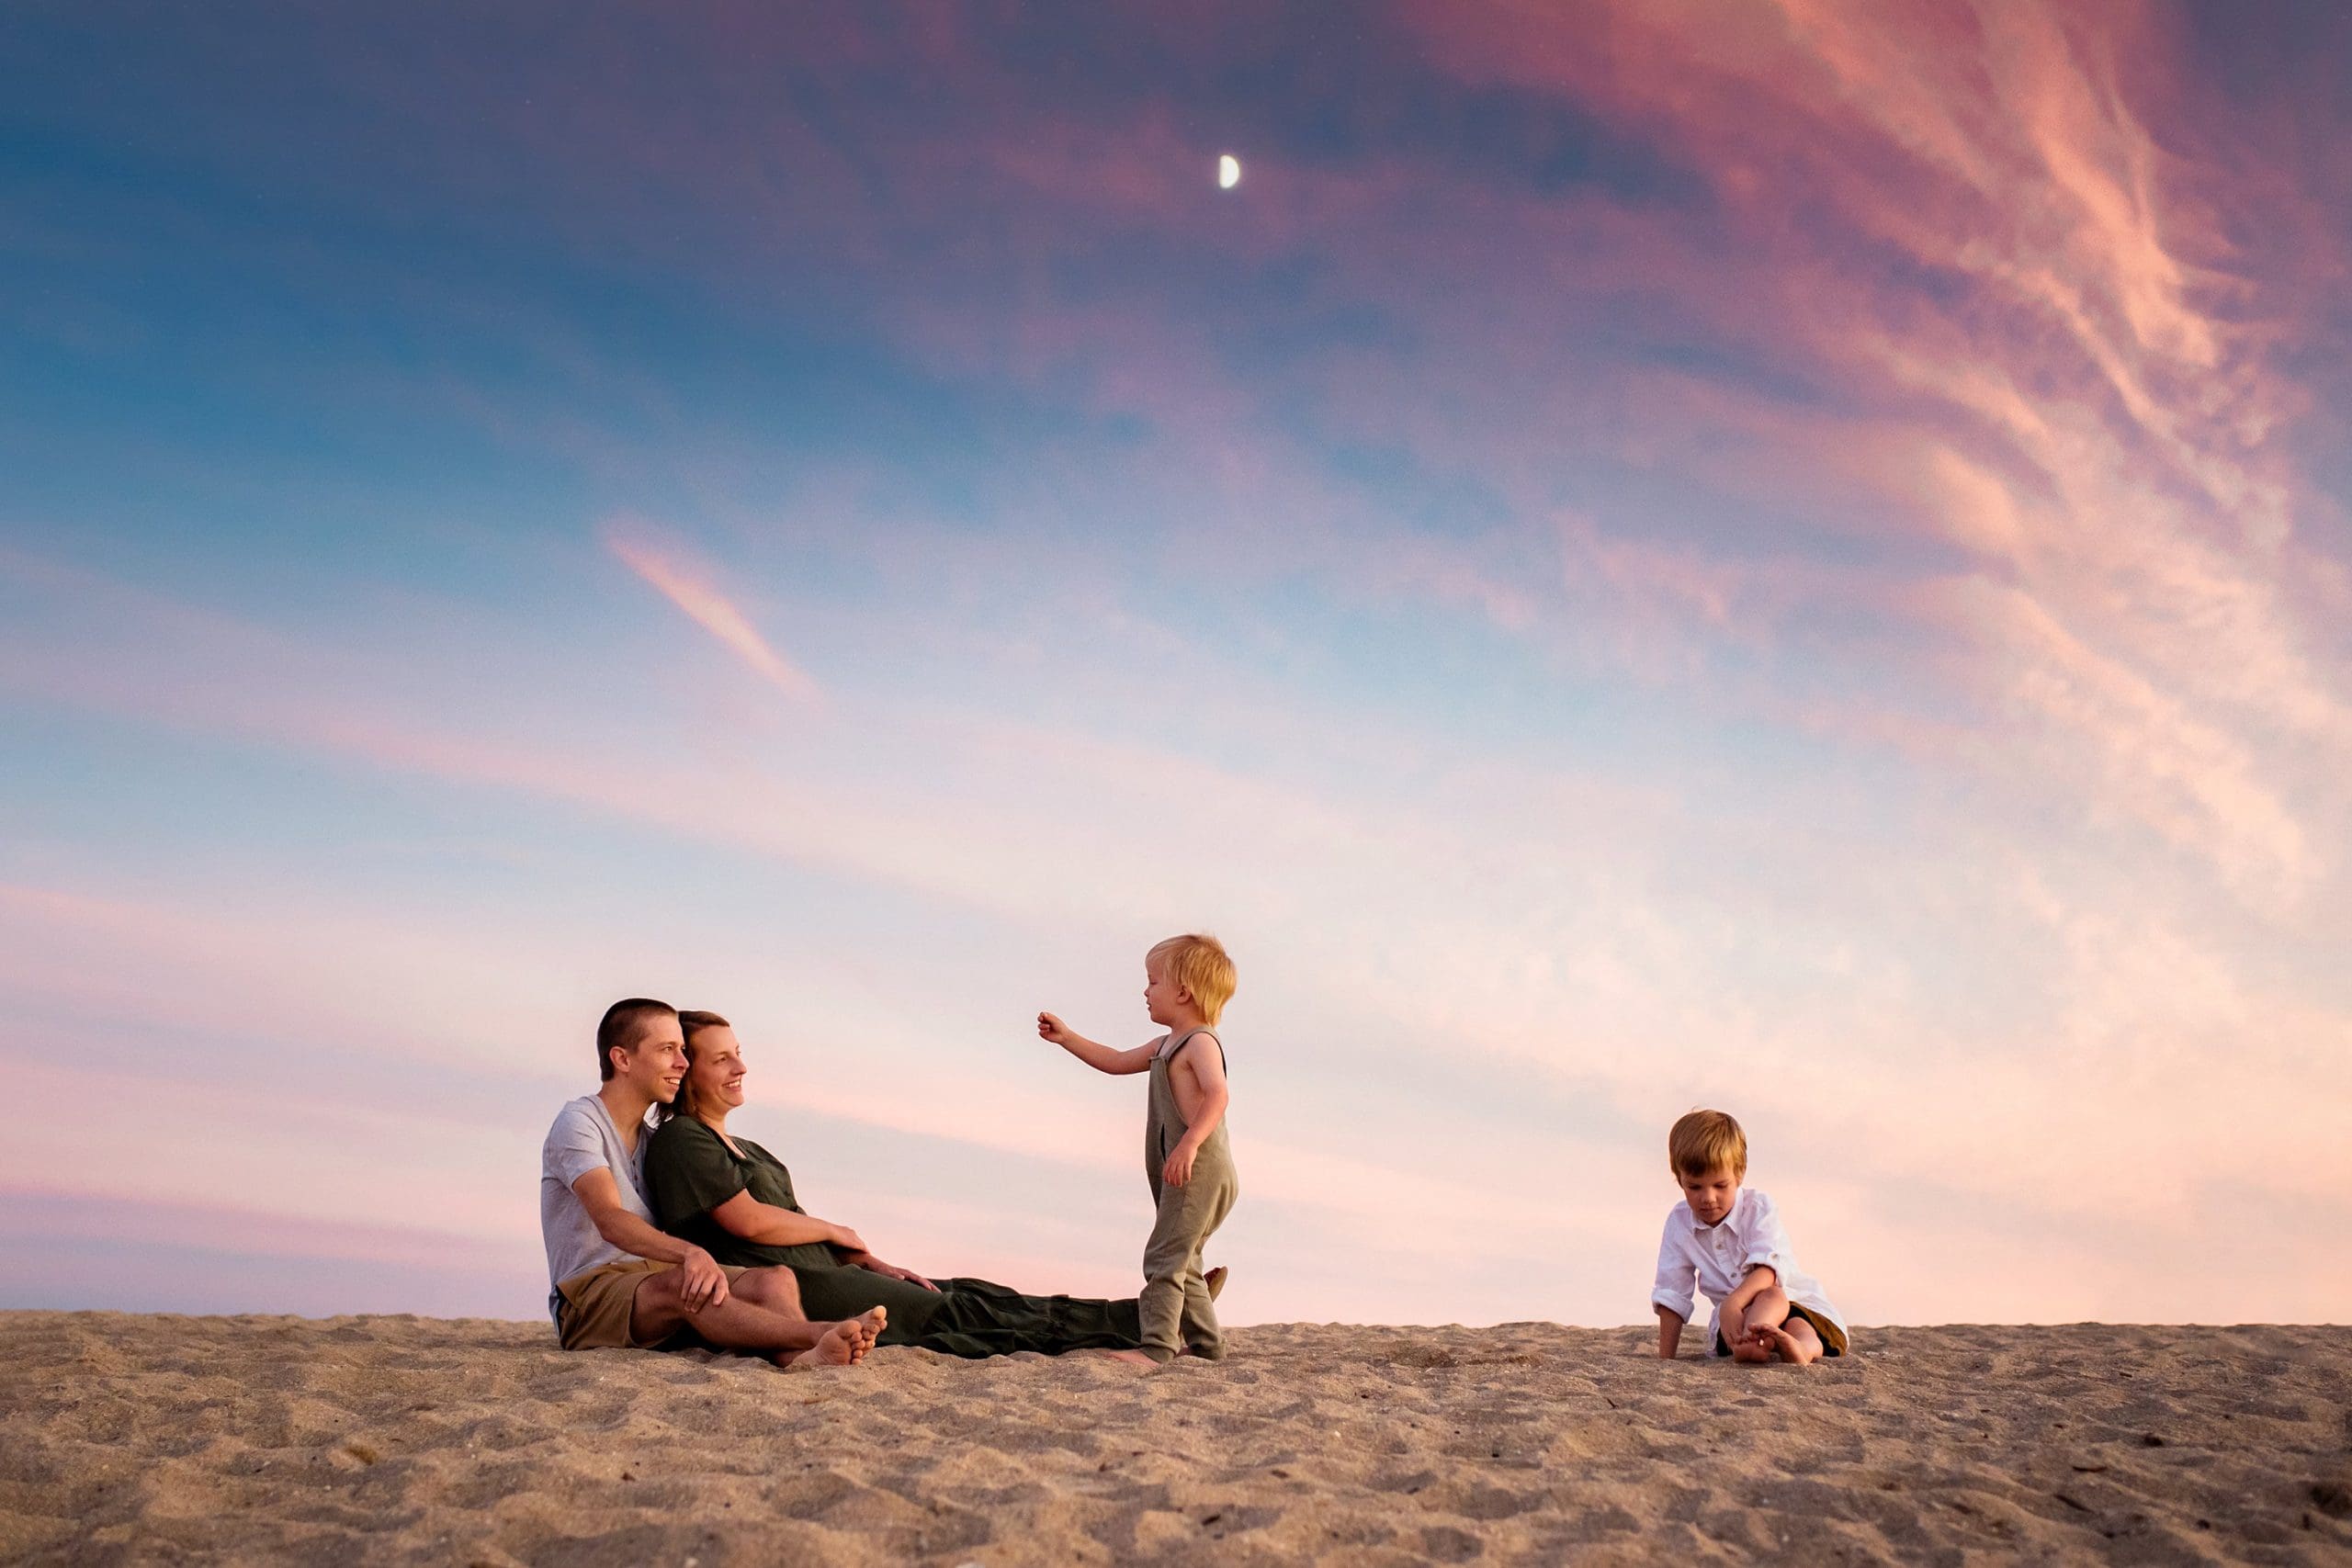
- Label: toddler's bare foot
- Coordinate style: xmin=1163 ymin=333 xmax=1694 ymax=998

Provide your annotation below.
xmin=785 ymin=1320 xmax=864 ymax=1371
xmin=1204 ymin=1266 xmax=1228 ymax=1301
xmin=1098 ymin=1348 xmax=1158 ymax=1367
xmin=1764 ymin=1324 xmax=1822 ymax=1365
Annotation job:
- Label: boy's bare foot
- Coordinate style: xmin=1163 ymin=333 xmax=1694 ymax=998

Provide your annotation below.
xmin=784 ymin=1320 xmax=865 ymax=1371
xmin=1764 ymin=1324 xmax=1823 ymax=1365
xmin=1205 ymin=1266 xmax=1227 ymax=1301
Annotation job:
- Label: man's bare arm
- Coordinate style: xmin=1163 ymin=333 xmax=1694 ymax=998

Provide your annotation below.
xmin=1037 ymin=1012 xmax=1158 ymax=1075
xmin=571 ymin=1168 xmax=728 ymax=1309
xmin=709 ymin=1190 xmax=865 ymax=1254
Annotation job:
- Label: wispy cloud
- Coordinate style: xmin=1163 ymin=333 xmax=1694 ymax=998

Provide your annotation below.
xmin=604 ymin=519 xmax=821 ymax=702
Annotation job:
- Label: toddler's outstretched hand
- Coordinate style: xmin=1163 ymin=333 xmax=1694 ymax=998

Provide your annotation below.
xmin=1037 ymin=1011 xmax=1073 ymax=1046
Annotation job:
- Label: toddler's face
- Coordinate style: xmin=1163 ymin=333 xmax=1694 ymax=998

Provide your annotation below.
xmin=1143 ymin=960 xmax=1187 ymax=1025
xmin=1677 ymin=1166 xmax=1741 ymax=1226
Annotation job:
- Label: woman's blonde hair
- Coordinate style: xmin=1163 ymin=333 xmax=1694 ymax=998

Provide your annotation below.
xmin=1148 ymin=932 xmax=1237 ymax=1026
xmin=1668 ymin=1109 xmax=1747 ymax=1179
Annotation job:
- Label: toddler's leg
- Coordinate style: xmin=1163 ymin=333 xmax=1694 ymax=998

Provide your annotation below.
xmin=1138 ymin=1186 xmax=1205 ymax=1363
xmin=1178 ymin=1240 xmax=1222 ymax=1359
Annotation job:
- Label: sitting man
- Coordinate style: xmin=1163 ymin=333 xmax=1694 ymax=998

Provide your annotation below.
xmin=645 ymin=1010 xmax=1165 ymax=1360
xmin=538 ymin=997 xmax=884 ymax=1368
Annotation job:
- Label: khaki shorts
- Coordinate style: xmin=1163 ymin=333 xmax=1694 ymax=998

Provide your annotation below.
xmin=554 ymin=1258 xmax=750 ymax=1351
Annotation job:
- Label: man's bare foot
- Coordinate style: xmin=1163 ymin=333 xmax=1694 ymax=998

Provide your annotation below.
xmin=1764 ymin=1324 xmax=1823 ymax=1365
xmin=784 ymin=1320 xmax=864 ymax=1371
xmin=1098 ymin=1348 xmax=1158 ymax=1366
xmin=852 ymin=1306 xmax=888 ymax=1356
xmin=1204 ymin=1266 xmax=1227 ymax=1301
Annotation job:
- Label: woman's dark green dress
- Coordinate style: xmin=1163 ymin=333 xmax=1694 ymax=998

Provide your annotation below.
xmin=643 ymin=1114 xmax=1144 ymax=1358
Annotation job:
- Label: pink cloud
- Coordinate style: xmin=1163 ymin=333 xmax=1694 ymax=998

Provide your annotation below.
xmin=604 ymin=520 xmax=821 ymax=702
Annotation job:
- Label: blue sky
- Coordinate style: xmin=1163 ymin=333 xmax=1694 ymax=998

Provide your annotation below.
xmin=4 ymin=0 xmax=2349 ymax=1325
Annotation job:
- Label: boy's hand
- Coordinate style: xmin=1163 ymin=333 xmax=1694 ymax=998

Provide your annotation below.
xmin=1037 ymin=1011 xmax=1074 ymax=1046
xmin=1161 ymin=1142 xmax=1197 ymax=1188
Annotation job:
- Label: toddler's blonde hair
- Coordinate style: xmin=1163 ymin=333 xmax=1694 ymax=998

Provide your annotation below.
xmin=1668 ymin=1109 xmax=1747 ymax=1179
xmin=1148 ymin=932 xmax=1237 ymax=1026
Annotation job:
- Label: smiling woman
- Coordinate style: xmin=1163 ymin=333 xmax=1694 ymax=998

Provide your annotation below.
xmin=642 ymin=1012 xmax=1156 ymax=1359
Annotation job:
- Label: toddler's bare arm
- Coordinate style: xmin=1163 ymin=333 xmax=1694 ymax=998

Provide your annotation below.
xmin=1037 ymin=1011 xmax=1158 ymax=1074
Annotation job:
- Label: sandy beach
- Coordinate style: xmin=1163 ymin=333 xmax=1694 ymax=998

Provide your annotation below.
xmin=2 ymin=1313 xmax=2346 ymax=1564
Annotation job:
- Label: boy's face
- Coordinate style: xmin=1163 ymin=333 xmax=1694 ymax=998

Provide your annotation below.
xmin=1143 ymin=960 xmax=1190 ymax=1026
xmin=1677 ymin=1165 xmax=1741 ymax=1226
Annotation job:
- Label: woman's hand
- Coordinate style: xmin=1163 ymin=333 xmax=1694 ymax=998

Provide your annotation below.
xmin=850 ymin=1254 xmax=940 ymax=1291
xmin=827 ymin=1223 xmax=869 ymax=1255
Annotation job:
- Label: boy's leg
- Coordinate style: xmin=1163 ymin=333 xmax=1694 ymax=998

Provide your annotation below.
xmin=1762 ymin=1315 xmax=1826 ymax=1365
xmin=1726 ymin=1285 xmax=1792 ymax=1363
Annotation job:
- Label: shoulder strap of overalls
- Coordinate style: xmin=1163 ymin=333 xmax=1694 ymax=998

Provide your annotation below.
xmin=1160 ymin=1026 xmax=1227 ymax=1074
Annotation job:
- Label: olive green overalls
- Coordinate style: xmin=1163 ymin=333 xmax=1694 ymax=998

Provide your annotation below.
xmin=1140 ymin=1026 xmax=1239 ymax=1361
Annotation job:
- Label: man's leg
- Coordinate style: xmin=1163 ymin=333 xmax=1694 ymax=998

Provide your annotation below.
xmin=628 ymin=1268 xmax=884 ymax=1367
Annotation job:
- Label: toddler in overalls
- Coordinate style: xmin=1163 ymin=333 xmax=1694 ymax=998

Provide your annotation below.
xmin=1039 ymin=932 xmax=1239 ymax=1362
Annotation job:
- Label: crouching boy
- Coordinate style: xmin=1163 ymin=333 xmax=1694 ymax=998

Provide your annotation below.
xmin=1651 ymin=1109 xmax=1849 ymax=1364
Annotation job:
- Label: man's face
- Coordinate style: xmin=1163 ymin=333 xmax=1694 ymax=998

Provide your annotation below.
xmin=615 ymin=1014 xmax=688 ymax=1102
xmin=1678 ymin=1166 xmax=1741 ymax=1227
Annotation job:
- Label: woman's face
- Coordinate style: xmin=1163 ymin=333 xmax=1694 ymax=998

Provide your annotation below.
xmin=686 ymin=1025 xmax=750 ymax=1115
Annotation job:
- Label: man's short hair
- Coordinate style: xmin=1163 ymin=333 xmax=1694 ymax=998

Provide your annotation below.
xmin=1668 ymin=1109 xmax=1747 ymax=1179
xmin=1148 ymin=933 xmax=1237 ymax=1027
xmin=595 ymin=998 xmax=677 ymax=1081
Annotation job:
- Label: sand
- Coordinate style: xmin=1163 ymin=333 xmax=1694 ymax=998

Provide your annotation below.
xmin=2 ymin=1314 xmax=2347 ymax=1564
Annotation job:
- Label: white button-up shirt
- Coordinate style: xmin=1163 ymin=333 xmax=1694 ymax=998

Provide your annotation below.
xmin=1651 ymin=1186 xmax=1845 ymax=1348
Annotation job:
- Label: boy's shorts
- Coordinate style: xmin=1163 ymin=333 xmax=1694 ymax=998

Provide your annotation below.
xmin=554 ymin=1258 xmax=751 ymax=1350
xmin=1714 ymin=1301 xmax=1848 ymax=1359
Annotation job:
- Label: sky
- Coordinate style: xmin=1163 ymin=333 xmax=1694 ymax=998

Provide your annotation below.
xmin=3 ymin=1 xmax=2349 ymax=1328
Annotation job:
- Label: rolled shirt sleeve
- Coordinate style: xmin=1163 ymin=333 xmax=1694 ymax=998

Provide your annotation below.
xmin=1651 ymin=1214 xmax=1698 ymax=1321
xmin=1739 ymin=1189 xmax=1792 ymax=1280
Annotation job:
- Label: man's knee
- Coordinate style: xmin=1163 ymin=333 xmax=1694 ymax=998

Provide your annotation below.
xmin=736 ymin=1267 xmax=801 ymax=1314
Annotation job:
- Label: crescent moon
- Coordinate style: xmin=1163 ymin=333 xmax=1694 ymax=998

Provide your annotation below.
xmin=1218 ymin=154 xmax=1241 ymax=189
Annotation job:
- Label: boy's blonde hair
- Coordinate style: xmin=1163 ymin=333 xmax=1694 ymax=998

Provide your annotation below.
xmin=1668 ymin=1109 xmax=1747 ymax=1179
xmin=1148 ymin=932 xmax=1237 ymax=1026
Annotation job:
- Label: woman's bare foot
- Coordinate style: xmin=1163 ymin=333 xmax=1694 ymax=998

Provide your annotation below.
xmin=784 ymin=1320 xmax=865 ymax=1371
xmin=1764 ymin=1324 xmax=1823 ymax=1365
xmin=1204 ymin=1266 xmax=1228 ymax=1301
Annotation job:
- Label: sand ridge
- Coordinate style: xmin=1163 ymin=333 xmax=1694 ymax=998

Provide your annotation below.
xmin=2 ymin=1313 xmax=2347 ymax=1563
